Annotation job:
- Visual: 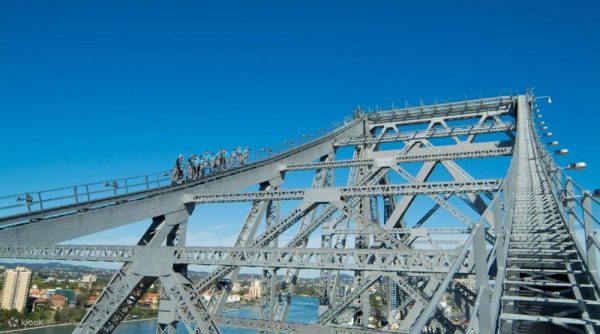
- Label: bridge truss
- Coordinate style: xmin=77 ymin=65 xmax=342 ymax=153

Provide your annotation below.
xmin=0 ymin=93 xmax=599 ymax=333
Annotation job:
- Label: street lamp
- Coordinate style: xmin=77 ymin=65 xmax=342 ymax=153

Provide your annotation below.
xmin=537 ymin=96 xmax=552 ymax=104
xmin=566 ymin=162 xmax=587 ymax=170
xmin=593 ymin=189 xmax=600 ymax=198
xmin=554 ymin=149 xmax=569 ymax=156
xmin=547 ymin=141 xmax=559 ymax=147
xmin=539 ymin=121 xmax=545 ymax=126
xmin=549 ymin=161 xmax=587 ymax=173
xmin=544 ymin=132 xmax=553 ymax=137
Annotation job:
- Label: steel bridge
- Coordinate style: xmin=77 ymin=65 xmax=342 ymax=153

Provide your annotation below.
xmin=1 ymin=93 xmax=599 ymax=333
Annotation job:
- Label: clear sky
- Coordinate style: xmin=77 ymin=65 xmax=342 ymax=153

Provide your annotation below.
xmin=1 ymin=1 xmax=599 ymax=268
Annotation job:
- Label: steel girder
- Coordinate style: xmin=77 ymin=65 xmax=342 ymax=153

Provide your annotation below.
xmin=0 ymin=120 xmax=364 ymax=244
xmin=189 ymin=179 xmax=503 ymax=203
xmin=73 ymin=211 xmax=191 ymax=334
xmin=192 ymin=166 xmax=392 ymax=301
xmin=0 ymin=244 xmax=461 ymax=273
xmin=208 ymin=183 xmax=272 ymax=315
xmin=283 ymin=145 xmax=513 ymax=171
xmin=333 ymin=121 xmax=514 ymax=147
xmin=271 ymin=155 xmax=335 ymax=324
xmin=366 ymin=96 xmax=513 ymax=125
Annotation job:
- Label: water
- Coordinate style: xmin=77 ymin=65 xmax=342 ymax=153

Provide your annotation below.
xmin=18 ymin=296 xmax=318 ymax=334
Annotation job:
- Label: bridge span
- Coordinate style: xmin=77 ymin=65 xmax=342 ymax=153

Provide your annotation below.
xmin=0 ymin=93 xmax=598 ymax=333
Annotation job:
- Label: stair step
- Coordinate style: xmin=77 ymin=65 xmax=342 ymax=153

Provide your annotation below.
xmin=506 ymin=268 xmax=583 ymax=274
xmin=502 ymin=295 xmax=600 ymax=306
xmin=507 ymin=257 xmax=581 ymax=263
xmin=503 ymin=280 xmax=594 ymax=288
xmin=500 ymin=313 xmax=600 ymax=326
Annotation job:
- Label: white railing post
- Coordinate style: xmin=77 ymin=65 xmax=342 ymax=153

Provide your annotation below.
xmin=565 ymin=177 xmax=576 ymax=234
xmin=582 ymin=192 xmax=598 ymax=279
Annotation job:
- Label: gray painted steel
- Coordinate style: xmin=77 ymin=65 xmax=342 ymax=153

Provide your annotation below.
xmin=0 ymin=93 xmax=598 ymax=333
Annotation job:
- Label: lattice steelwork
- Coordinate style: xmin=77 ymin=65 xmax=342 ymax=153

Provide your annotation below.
xmin=0 ymin=93 xmax=598 ymax=333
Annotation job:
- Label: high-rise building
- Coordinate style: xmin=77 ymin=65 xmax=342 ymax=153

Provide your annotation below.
xmin=1 ymin=266 xmax=32 ymax=312
xmin=78 ymin=274 xmax=97 ymax=289
xmin=248 ymin=279 xmax=262 ymax=298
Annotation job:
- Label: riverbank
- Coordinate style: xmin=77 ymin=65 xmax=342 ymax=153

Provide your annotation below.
xmin=2 ymin=296 xmax=320 ymax=334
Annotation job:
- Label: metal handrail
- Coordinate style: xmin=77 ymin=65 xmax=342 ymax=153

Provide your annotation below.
xmin=527 ymin=94 xmax=600 ymax=293
xmin=0 ymin=120 xmax=359 ymax=221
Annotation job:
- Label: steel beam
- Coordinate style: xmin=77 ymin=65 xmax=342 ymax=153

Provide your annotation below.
xmin=334 ymin=121 xmax=514 ymax=147
xmin=367 ymin=96 xmax=513 ymax=125
xmin=0 ymin=244 xmax=460 ymax=273
xmin=283 ymin=146 xmax=513 ymax=171
xmin=190 ymin=179 xmax=502 ymax=203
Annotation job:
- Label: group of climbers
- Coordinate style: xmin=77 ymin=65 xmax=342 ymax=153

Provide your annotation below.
xmin=171 ymin=146 xmax=250 ymax=184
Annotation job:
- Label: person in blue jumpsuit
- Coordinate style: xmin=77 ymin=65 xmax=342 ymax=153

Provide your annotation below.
xmin=173 ymin=154 xmax=184 ymax=184
xmin=242 ymin=146 xmax=250 ymax=165
xmin=221 ymin=149 xmax=230 ymax=170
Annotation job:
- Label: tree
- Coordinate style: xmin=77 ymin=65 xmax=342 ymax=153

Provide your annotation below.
xmin=67 ymin=282 xmax=79 ymax=290
xmin=26 ymin=309 xmax=48 ymax=321
xmin=0 ymin=309 xmax=23 ymax=330
xmin=53 ymin=308 xmax=60 ymax=323
xmin=75 ymin=294 xmax=87 ymax=308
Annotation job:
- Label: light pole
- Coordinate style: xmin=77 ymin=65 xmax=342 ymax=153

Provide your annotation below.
xmin=536 ymin=95 xmax=552 ymax=104
xmin=549 ymin=161 xmax=587 ymax=173
xmin=554 ymin=149 xmax=569 ymax=156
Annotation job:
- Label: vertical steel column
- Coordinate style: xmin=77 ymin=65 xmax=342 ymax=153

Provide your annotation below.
xmin=156 ymin=215 xmax=189 ymax=333
xmin=474 ymin=223 xmax=492 ymax=334
xmin=260 ymin=195 xmax=280 ymax=327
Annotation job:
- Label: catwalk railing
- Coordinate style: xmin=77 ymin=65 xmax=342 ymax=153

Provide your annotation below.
xmin=0 ymin=94 xmax=514 ymax=225
xmin=0 ymin=120 xmax=358 ymax=224
xmin=485 ymin=93 xmax=600 ymax=332
xmin=535 ymin=117 xmax=600 ymax=290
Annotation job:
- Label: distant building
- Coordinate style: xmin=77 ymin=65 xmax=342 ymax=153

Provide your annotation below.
xmin=335 ymin=284 xmax=349 ymax=298
xmin=32 ymin=298 xmax=47 ymax=311
xmin=454 ymin=275 xmax=477 ymax=292
xmin=54 ymin=288 xmax=76 ymax=306
xmin=78 ymin=274 xmax=97 ymax=289
xmin=44 ymin=288 xmax=56 ymax=300
xmin=85 ymin=295 xmax=98 ymax=307
xmin=50 ymin=294 xmax=66 ymax=309
xmin=248 ymin=279 xmax=262 ymax=299
xmin=231 ymin=282 xmax=242 ymax=293
xmin=29 ymin=288 xmax=44 ymax=298
xmin=227 ymin=294 xmax=241 ymax=303
xmin=1 ymin=266 xmax=32 ymax=312
xmin=140 ymin=292 xmax=160 ymax=309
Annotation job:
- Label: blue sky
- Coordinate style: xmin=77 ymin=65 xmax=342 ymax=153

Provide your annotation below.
xmin=1 ymin=1 xmax=599 ymax=269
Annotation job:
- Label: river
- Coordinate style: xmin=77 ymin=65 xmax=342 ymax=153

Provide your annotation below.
xmin=16 ymin=296 xmax=318 ymax=334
